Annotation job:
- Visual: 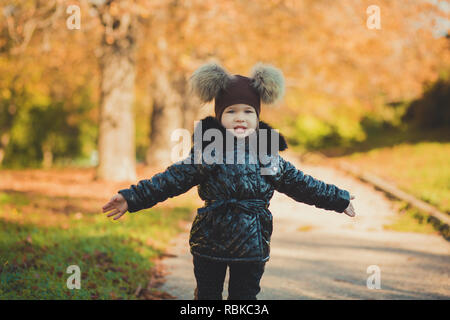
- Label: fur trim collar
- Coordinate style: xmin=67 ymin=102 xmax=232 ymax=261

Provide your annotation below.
xmin=191 ymin=116 xmax=288 ymax=155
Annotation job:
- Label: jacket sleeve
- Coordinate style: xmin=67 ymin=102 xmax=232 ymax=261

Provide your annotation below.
xmin=118 ymin=148 xmax=205 ymax=213
xmin=274 ymin=155 xmax=351 ymax=213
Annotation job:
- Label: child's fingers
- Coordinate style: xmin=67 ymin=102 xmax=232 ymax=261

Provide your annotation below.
xmin=103 ymin=199 xmax=116 ymax=208
xmin=344 ymin=205 xmax=356 ymax=217
xmin=113 ymin=210 xmax=126 ymax=220
xmin=103 ymin=203 xmax=116 ymax=213
xmin=107 ymin=209 xmax=120 ymax=217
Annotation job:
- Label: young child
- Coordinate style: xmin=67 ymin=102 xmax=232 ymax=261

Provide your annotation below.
xmin=102 ymin=62 xmax=356 ymax=300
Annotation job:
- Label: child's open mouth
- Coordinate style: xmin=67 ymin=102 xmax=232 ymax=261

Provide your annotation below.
xmin=233 ymin=126 xmax=247 ymax=134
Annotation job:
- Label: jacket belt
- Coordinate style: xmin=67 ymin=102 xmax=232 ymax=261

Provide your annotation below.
xmin=198 ymin=198 xmax=269 ymax=215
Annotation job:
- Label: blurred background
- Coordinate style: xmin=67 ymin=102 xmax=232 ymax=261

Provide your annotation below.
xmin=0 ymin=0 xmax=448 ymax=299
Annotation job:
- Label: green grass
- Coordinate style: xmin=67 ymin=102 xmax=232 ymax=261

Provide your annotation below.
xmin=339 ymin=142 xmax=450 ymax=236
xmin=383 ymin=200 xmax=449 ymax=239
xmin=343 ymin=142 xmax=450 ymax=213
xmin=0 ymin=192 xmax=30 ymax=206
xmin=0 ymin=191 xmax=194 ymax=299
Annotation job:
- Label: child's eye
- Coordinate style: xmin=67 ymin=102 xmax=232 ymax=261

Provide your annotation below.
xmin=227 ymin=110 xmax=234 ymax=113
xmin=245 ymin=110 xmax=253 ymax=113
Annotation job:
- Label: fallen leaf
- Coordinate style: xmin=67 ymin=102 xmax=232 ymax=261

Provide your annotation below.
xmin=135 ymin=284 xmax=142 ymax=297
xmin=87 ymin=282 xmax=97 ymax=289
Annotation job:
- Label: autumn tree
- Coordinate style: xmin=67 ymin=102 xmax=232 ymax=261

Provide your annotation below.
xmin=1 ymin=0 xmax=150 ymax=180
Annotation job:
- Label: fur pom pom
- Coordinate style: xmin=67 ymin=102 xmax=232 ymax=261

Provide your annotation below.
xmin=189 ymin=62 xmax=234 ymax=102
xmin=250 ymin=62 xmax=285 ymax=104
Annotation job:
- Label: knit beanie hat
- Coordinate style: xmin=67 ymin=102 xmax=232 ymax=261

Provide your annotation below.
xmin=189 ymin=62 xmax=285 ymax=122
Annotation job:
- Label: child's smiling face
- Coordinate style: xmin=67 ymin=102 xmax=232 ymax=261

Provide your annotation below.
xmin=221 ymin=104 xmax=258 ymax=138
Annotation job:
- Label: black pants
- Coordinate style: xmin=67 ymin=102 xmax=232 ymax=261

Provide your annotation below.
xmin=193 ymin=254 xmax=266 ymax=300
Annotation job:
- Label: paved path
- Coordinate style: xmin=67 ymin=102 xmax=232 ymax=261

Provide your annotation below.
xmin=159 ymin=152 xmax=450 ymax=300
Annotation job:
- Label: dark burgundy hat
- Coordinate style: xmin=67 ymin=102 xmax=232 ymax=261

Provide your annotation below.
xmin=214 ymin=75 xmax=261 ymax=121
xmin=189 ymin=61 xmax=285 ymax=121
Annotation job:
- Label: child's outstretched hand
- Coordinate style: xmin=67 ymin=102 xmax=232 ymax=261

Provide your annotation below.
xmin=344 ymin=194 xmax=356 ymax=217
xmin=102 ymin=194 xmax=128 ymax=220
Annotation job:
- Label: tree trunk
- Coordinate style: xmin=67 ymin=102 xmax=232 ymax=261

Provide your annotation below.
xmin=146 ymin=67 xmax=184 ymax=168
xmin=0 ymin=132 xmax=10 ymax=166
xmin=0 ymin=148 xmax=4 ymax=166
xmin=181 ymin=87 xmax=203 ymax=132
xmin=96 ymin=16 xmax=137 ymax=182
xmin=42 ymin=142 xmax=53 ymax=169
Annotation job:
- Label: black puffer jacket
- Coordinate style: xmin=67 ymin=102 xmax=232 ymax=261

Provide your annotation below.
xmin=119 ymin=116 xmax=351 ymax=263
